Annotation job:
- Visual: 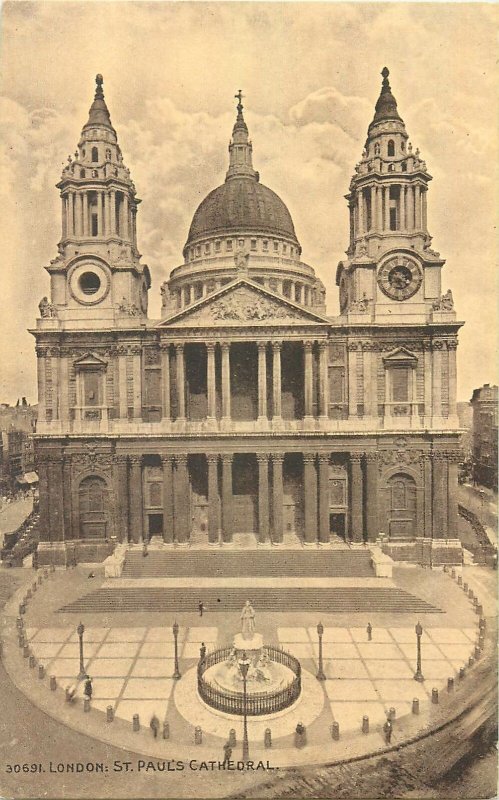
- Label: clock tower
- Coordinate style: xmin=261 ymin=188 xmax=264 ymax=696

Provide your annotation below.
xmin=336 ymin=68 xmax=454 ymax=325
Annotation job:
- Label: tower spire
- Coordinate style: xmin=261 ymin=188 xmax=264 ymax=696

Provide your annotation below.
xmin=226 ymin=89 xmax=258 ymax=181
xmin=370 ymin=66 xmax=403 ymax=129
xmin=83 ymin=74 xmax=115 ymax=132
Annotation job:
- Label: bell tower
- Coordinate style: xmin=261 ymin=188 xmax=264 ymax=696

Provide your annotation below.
xmin=44 ymin=74 xmax=150 ymax=326
xmin=337 ymin=68 xmax=453 ymax=324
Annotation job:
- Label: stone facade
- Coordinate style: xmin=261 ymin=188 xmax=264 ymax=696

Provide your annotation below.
xmin=470 ymin=384 xmax=498 ymax=491
xmin=32 ymin=71 xmax=464 ymax=566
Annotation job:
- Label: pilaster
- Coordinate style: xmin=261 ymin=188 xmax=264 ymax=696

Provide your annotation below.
xmin=318 ymin=454 xmax=330 ymax=544
xmin=350 ymin=453 xmax=364 ymax=542
xmin=161 ymin=455 xmax=174 ymax=543
xmin=129 ymin=455 xmax=143 ymax=544
xmin=365 ymin=452 xmax=378 ymax=541
xmin=272 ymin=342 xmax=282 ymax=421
xmin=257 ymin=342 xmax=268 ymax=423
xmin=257 ymin=453 xmax=270 ymax=544
xmin=271 ymin=453 xmax=284 ymax=543
xmin=207 ymin=454 xmax=220 ymax=544
xmin=221 ymin=454 xmax=233 ymax=543
xmin=303 ymin=452 xmax=318 ymax=544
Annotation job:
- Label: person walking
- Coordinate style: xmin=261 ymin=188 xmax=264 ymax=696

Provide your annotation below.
xmin=198 ymin=600 xmax=205 ymax=617
xmin=222 ymin=741 xmax=232 ymax=766
xmin=367 ymin=622 xmax=372 ymax=641
xmin=83 ymin=675 xmax=93 ymax=700
xmin=383 ymin=717 xmax=393 ymax=745
xmin=199 ymin=642 xmax=206 ymax=661
xmin=150 ymin=714 xmax=160 ymax=739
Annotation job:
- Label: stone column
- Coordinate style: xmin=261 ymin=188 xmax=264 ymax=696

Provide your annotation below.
xmin=50 ymin=348 xmax=60 ymax=421
xmin=128 ymin=456 xmax=143 ymax=544
xmin=117 ymin=346 xmax=128 ymax=419
xmin=61 ymin=196 xmax=67 ymax=239
xmin=221 ymin=343 xmax=231 ymax=422
xmin=422 ymin=188 xmax=428 ymax=231
xmin=348 ymin=344 xmax=358 ymax=417
xmin=383 ymin=186 xmax=390 ymax=230
xmin=123 ymin=194 xmax=129 ymax=239
xmin=175 ymin=343 xmax=186 ymax=421
xmin=131 ymin=345 xmax=142 ymax=419
xmin=432 ymin=453 xmax=448 ymax=539
xmin=376 ymin=186 xmax=383 ymax=231
xmin=82 ymin=192 xmax=89 ymax=236
xmin=304 ymin=341 xmax=314 ymax=420
xmin=221 ymin=454 xmax=233 ymax=543
xmin=257 ymin=342 xmax=268 ymax=422
xmin=423 ymin=454 xmax=432 ymax=540
xmin=47 ymin=455 xmax=65 ymax=543
xmin=206 ymin=343 xmax=216 ymax=421
xmin=257 ymin=454 xmax=270 ymax=544
xmin=159 ymin=455 xmax=174 ymax=544
xmin=99 ymin=191 xmax=105 ymax=236
xmin=349 ymin=453 xmax=364 ymax=542
xmin=174 ymin=455 xmax=190 ymax=543
xmin=37 ymin=455 xmax=51 ymax=544
xmin=271 ymin=453 xmax=284 ymax=543
xmin=160 ymin=344 xmax=171 ymax=421
xmin=318 ymin=342 xmax=329 ymax=420
xmin=75 ymin=193 xmax=83 ymax=237
xmin=59 ymin=348 xmax=70 ymax=424
xmin=447 ymin=453 xmax=459 ymax=539
xmin=116 ymin=455 xmax=129 ymax=543
xmin=35 ymin=347 xmax=47 ymax=424
xmin=318 ymin=454 xmax=330 ymax=544
xmin=357 ymin=192 xmax=364 ymax=235
xmin=432 ymin=341 xmax=443 ymax=418
xmin=110 ymin=190 xmax=116 ymax=235
xmin=407 ymin=185 xmax=415 ymax=230
xmin=448 ymin=342 xmax=457 ymax=416
xmin=303 ymin=453 xmax=318 ymax=543
xmin=207 ymin=455 xmax=220 ymax=544
xmin=67 ymin=192 xmax=74 ymax=236
xmin=272 ymin=342 xmax=282 ymax=421
xmin=365 ymin=453 xmax=378 ymax=542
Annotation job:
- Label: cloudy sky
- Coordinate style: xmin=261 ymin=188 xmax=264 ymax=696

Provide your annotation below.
xmin=0 ymin=2 xmax=497 ymax=404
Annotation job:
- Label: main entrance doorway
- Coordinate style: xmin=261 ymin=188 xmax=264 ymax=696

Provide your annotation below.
xmin=147 ymin=513 xmax=163 ymax=540
xmin=330 ymin=513 xmax=346 ymax=540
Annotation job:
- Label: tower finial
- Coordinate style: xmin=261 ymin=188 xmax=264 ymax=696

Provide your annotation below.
xmin=381 ymin=67 xmax=390 ymax=92
xmin=95 ymin=74 xmax=104 ymax=98
xmin=235 ymin=89 xmax=244 ymax=113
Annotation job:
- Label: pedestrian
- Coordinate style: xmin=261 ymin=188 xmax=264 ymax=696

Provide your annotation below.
xmin=65 ymin=684 xmax=77 ymax=703
xmin=367 ymin=622 xmax=372 ymax=641
xmin=222 ymin=741 xmax=232 ymax=765
xmin=83 ymin=675 xmax=93 ymax=700
xmin=383 ymin=717 xmax=393 ymax=744
xmin=142 ymin=540 xmax=149 ymax=557
xmin=150 ymin=714 xmax=160 ymax=738
xmin=199 ymin=642 xmax=206 ymax=661
xmin=198 ymin=600 xmax=204 ymax=617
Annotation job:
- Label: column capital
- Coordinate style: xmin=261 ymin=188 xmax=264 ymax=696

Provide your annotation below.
xmin=318 ymin=340 xmax=328 ymax=353
xmin=220 ymin=341 xmax=231 ymax=352
xmin=271 ymin=453 xmax=284 ymax=465
xmin=159 ymin=342 xmax=171 ymax=352
xmin=175 ymin=454 xmax=188 ymax=468
xmin=115 ymin=454 xmax=129 ymax=466
xmin=364 ymin=452 xmax=378 ymax=463
xmin=303 ymin=340 xmax=314 ymax=353
xmin=221 ymin=453 xmax=233 ymax=465
xmin=271 ymin=340 xmax=282 ymax=352
xmin=129 ymin=455 xmax=143 ymax=467
xmin=207 ymin=454 xmax=219 ymax=466
xmin=160 ymin=454 xmax=174 ymax=466
xmin=257 ymin=340 xmax=268 ymax=352
xmin=318 ymin=453 xmax=330 ymax=464
xmin=175 ymin=342 xmax=185 ymax=354
xmin=303 ymin=452 xmax=317 ymax=464
xmin=350 ymin=452 xmax=363 ymax=463
xmin=206 ymin=342 xmax=216 ymax=353
xmin=256 ymin=453 xmax=270 ymax=464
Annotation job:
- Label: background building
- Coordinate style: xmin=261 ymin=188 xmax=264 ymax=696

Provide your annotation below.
xmin=470 ymin=384 xmax=498 ymax=491
xmin=32 ymin=71 xmax=463 ymax=566
xmin=0 ymin=400 xmax=37 ymax=491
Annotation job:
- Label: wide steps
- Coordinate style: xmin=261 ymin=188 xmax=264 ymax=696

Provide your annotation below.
xmin=58 ymin=587 xmax=441 ymax=614
xmin=121 ymin=549 xmax=375 ymax=579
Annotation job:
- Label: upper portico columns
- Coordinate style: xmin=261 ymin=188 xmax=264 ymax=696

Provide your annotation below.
xmin=221 ymin=342 xmax=231 ymax=425
xmin=304 ymin=341 xmax=314 ymax=421
xmin=257 ymin=341 xmax=268 ymax=423
xmin=272 ymin=341 xmax=282 ymax=422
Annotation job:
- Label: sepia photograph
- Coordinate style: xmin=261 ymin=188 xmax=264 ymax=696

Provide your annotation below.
xmin=0 ymin=2 xmax=497 ymax=799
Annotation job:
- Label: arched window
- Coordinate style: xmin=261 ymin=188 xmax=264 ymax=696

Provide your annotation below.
xmin=91 ymin=147 xmax=99 ymax=163
xmin=105 ymin=148 xmax=112 ymax=161
xmin=387 ymin=140 xmax=395 ymax=157
xmin=374 ymin=143 xmax=381 ymax=156
xmin=80 ymin=169 xmax=86 ymax=179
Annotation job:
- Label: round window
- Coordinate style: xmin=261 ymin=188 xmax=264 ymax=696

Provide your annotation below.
xmin=79 ymin=272 xmax=101 ymax=295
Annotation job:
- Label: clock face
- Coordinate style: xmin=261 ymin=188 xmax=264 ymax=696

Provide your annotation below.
xmin=339 ymin=274 xmax=348 ymax=311
xmin=377 ymin=256 xmax=422 ymax=301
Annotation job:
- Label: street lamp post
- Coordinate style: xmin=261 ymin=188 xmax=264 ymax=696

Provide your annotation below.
xmin=77 ymin=622 xmax=86 ymax=680
xmin=172 ymin=621 xmax=181 ymax=680
xmin=316 ymin=622 xmax=326 ymax=681
xmin=414 ymin=621 xmax=424 ymax=682
xmin=238 ymin=651 xmax=250 ymax=762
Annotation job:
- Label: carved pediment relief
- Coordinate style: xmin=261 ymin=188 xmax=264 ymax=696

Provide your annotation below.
xmin=73 ymin=351 xmax=108 ymax=370
xmin=157 ymin=280 xmax=329 ymax=328
xmin=382 ymin=346 xmax=418 ymax=366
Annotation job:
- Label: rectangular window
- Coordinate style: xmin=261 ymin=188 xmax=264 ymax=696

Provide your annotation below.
xmin=391 ymin=368 xmax=409 ymax=402
xmin=215 ymin=241 xmax=221 ymax=252
xmin=251 ymin=239 xmax=257 ymax=251
xmin=91 ymin=213 xmax=98 ymax=236
xmin=226 ymin=240 xmax=233 ymax=251
xmin=204 ymin=243 xmax=210 ymax=254
xmin=273 ymin=241 xmax=279 ymax=252
xmin=263 ymin=240 xmax=268 ymax=251
xmin=83 ymin=371 xmax=100 ymax=406
xmin=389 ymin=207 xmax=397 ymax=231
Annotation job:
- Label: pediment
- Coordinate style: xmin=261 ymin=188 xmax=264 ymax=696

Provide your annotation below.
xmin=73 ymin=351 xmax=108 ymax=369
xmin=157 ymin=279 xmax=330 ymax=328
xmin=382 ymin=346 xmax=418 ymax=365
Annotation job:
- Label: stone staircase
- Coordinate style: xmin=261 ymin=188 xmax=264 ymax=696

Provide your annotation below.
xmin=121 ymin=548 xmax=375 ymax=579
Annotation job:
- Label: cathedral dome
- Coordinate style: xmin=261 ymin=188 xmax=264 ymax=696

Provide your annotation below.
xmin=186 ymin=177 xmax=299 ymax=248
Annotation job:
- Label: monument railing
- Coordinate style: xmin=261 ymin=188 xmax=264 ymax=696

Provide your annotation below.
xmin=197 ymin=644 xmax=301 ymax=717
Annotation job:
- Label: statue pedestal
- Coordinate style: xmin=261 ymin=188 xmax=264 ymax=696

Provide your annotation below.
xmin=233 ymin=632 xmax=264 ymax=655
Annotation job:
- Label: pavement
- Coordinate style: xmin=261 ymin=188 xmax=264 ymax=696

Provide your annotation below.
xmin=0 ymin=496 xmax=33 ymax=545
xmin=458 ymin=484 xmax=498 ymax=545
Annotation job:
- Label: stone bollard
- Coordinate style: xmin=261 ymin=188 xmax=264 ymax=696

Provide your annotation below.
xmin=478 ymin=635 xmax=485 ymax=650
xmin=194 ymin=726 xmax=202 ymax=745
xmin=294 ymin=723 xmax=307 ymax=748
xmin=18 ymin=634 xmax=25 ymax=648
xmin=459 ymin=667 xmax=466 ymax=680
xmin=362 ymin=716 xmax=369 ymax=734
xmin=26 ymin=589 xmax=32 ymax=599
xmin=479 ymin=617 xmax=486 ymax=630
xmin=163 ymin=721 xmax=170 ymax=740
xmin=447 ymin=677 xmax=454 ymax=692
xmin=457 ymin=575 xmax=462 ymax=586
xmin=16 ymin=617 xmax=23 ymax=630
xmin=132 ymin=714 xmax=140 ymax=732
xmin=431 ymin=688 xmax=439 ymax=704
xmin=29 ymin=655 xmax=36 ymax=669
xmin=51 ymin=564 xmax=55 ymax=573
xmin=331 ymin=721 xmax=340 ymax=741
xmin=38 ymin=664 xmax=45 ymax=679
xmin=50 ymin=675 xmax=57 ymax=691
xmin=83 ymin=698 xmax=91 ymax=713
xmin=388 ymin=707 xmax=396 ymax=722
xmin=106 ymin=706 xmax=114 ymax=723
xmin=228 ymin=729 xmax=237 ymax=748
xmin=19 ymin=603 xmax=25 ymax=616
xmin=476 ymin=604 xmax=483 ymax=616
xmin=443 ymin=565 xmax=448 ymax=573
xmin=474 ymin=646 xmax=481 ymax=660
xmin=264 ymin=728 xmax=272 ymax=748
xmin=468 ymin=656 xmax=474 ymax=667
xmin=463 ymin=582 xmax=468 ymax=592
xmin=32 ymin=582 xmax=37 ymax=593
xmin=468 ymin=588 xmax=474 ymax=600
xmin=23 ymin=644 xmax=30 ymax=659
xmin=412 ymin=698 xmax=419 ymax=715
xmin=451 ymin=569 xmax=456 ymax=579
xmin=473 ymin=597 xmax=479 ymax=608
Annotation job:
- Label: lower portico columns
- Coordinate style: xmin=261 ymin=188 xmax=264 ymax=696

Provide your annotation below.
xmin=174 ymin=455 xmax=190 ymax=543
xmin=272 ymin=342 xmax=282 ymax=421
xmin=175 ymin=344 xmax=186 ymax=421
xmin=432 ymin=453 xmax=448 ymax=539
xmin=221 ymin=454 xmax=233 ymax=543
xmin=116 ymin=455 xmax=129 ymax=543
xmin=206 ymin=343 xmax=217 ymax=421
xmin=129 ymin=456 xmax=143 ymax=544
xmin=349 ymin=453 xmax=364 ymax=542
xmin=365 ymin=453 xmax=378 ymax=542
xmin=160 ymin=344 xmax=171 ymax=421
xmin=318 ymin=342 xmax=329 ymax=420
xmin=303 ymin=453 xmax=318 ymax=543
xmin=221 ymin=343 xmax=231 ymax=423
xmin=304 ymin=342 xmax=314 ymax=421
xmin=161 ymin=455 xmax=174 ymax=543
xmin=318 ymin=454 xmax=330 ymax=544
xmin=271 ymin=454 xmax=284 ymax=543
xmin=257 ymin=342 xmax=268 ymax=422
xmin=207 ymin=454 xmax=220 ymax=544
xmin=257 ymin=454 xmax=270 ymax=543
